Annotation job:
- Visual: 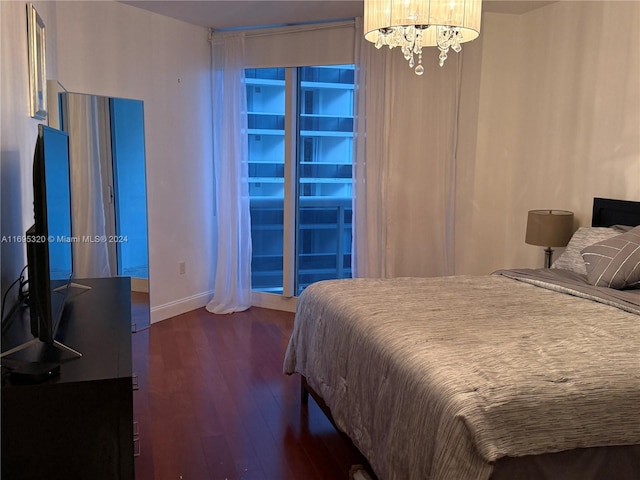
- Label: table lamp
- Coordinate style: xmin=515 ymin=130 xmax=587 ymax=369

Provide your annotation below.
xmin=525 ymin=210 xmax=574 ymax=268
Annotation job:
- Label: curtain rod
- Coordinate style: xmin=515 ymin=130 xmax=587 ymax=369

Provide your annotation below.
xmin=209 ymin=18 xmax=355 ymax=41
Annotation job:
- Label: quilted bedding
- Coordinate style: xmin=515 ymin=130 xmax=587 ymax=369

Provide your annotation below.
xmin=283 ymin=273 xmax=640 ymax=480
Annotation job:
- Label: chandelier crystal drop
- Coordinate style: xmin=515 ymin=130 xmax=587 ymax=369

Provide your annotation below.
xmin=364 ymin=0 xmax=482 ymax=75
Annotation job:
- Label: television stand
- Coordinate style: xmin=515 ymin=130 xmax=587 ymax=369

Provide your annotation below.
xmin=0 ymin=279 xmax=90 ymax=359
xmin=0 ymin=336 xmax=81 ymax=359
xmin=54 ymin=280 xmax=92 ymax=293
xmin=0 ymin=279 xmax=94 ymax=359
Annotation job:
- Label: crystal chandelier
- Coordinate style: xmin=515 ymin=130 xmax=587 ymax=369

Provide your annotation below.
xmin=364 ymin=0 xmax=482 ymax=75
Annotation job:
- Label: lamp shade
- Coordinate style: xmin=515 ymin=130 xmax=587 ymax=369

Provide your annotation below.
xmin=525 ymin=210 xmax=574 ymax=247
xmin=363 ymin=0 xmax=482 ymax=47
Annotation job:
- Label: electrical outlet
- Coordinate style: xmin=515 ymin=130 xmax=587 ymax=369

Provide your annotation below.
xmin=179 ymin=261 xmax=186 ymax=275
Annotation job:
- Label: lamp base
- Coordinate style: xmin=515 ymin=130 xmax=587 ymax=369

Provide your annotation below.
xmin=544 ymin=247 xmax=554 ymax=269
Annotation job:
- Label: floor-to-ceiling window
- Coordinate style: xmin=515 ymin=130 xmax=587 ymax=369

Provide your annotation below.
xmin=246 ymin=65 xmax=354 ymax=295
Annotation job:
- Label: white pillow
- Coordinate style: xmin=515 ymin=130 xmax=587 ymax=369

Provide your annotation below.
xmin=551 ymin=227 xmax=621 ymax=275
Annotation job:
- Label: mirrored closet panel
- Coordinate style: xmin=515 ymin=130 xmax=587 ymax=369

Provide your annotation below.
xmin=59 ymin=92 xmax=150 ymax=330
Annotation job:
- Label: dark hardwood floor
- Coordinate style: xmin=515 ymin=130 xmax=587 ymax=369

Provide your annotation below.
xmin=131 ymin=306 xmax=367 ymax=480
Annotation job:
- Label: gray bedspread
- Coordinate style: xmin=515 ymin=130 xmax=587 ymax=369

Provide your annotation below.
xmin=283 ymin=272 xmax=640 ymax=480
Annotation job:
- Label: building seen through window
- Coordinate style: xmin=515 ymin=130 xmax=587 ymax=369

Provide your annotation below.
xmin=246 ymin=65 xmax=354 ymax=295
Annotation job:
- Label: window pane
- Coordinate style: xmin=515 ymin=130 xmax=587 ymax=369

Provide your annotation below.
xmin=296 ymin=65 xmax=354 ymax=294
xmin=246 ymin=65 xmax=354 ymax=296
xmin=246 ymin=68 xmax=285 ymax=293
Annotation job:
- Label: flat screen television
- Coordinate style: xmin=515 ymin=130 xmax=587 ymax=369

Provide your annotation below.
xmin=1 ymin=124 xmax=82 ymax=358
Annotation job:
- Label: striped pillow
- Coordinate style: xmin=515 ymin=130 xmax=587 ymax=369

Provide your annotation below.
xmin=581 ymin=226 xmax=640 ymax=289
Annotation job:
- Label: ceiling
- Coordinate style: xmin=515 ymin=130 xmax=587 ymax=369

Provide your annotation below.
xmin=121 ymin=1 xmax=554 ymax=30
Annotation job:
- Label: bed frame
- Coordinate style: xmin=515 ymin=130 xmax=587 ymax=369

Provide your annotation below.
xmin=299 ymin=197 xmax=640 ymax=480
xmin=301 ymin=376 xmax=380 ymax=478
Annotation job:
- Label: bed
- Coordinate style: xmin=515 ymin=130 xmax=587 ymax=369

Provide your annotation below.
xmin=283 ymin=198 xmax=640 ymax=480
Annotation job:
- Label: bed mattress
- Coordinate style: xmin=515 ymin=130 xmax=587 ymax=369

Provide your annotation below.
xmin=283 ymin=273 xmax=640 ymax=480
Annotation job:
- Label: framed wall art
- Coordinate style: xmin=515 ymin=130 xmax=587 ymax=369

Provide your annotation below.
xmin=27 ymin=3 xmax=47 ymax=120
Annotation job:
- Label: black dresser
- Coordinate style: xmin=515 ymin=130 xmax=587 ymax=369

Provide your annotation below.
xmin=1 ymin=277 xmax=134 ymax=480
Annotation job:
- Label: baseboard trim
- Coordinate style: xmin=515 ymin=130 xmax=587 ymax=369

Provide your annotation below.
xmin=150 ymin=290 xmax=298 ymax=324
xmin=150 ymin=290 xmax=213 ymax=324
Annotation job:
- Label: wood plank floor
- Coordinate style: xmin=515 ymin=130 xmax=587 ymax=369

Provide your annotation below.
xmin=131 ymin=306 xmax=368 ymax=480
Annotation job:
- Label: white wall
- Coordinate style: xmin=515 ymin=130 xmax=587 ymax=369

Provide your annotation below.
xmin=1 ymin=1 xmax=215 ymax=322
xmin=53 ymin=1 xmax=215 ymax=322
xmin=0 ymin=1 xmax=57 ymax=297
xmin=455 ymin=1 xmax=640 ymax=274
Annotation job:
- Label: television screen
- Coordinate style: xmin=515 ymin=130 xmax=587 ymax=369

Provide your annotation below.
xmin=41 ymin=126 xmax=73 ymax=280
xmin=28 ymin=125 xmax=73 ymax=344
xmin=28 ymin=124 xmax=73 ymax=344
xmin=1 ymin=125 xmax=79 ymax=359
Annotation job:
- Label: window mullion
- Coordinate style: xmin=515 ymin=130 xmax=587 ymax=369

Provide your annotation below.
xmin=282 ymin=67 xmax=298 ymax=297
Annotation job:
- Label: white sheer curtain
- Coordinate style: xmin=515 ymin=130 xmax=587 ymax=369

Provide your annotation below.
xmin=67 ymin=94 xmax=111 ymax=278
xmin=352 ymin=18 xmax=389 ymax=278
xmin=206 ymin=33 xmax=252 ymax=314
xmin=352 ymin=18 xmax=461 ymax=278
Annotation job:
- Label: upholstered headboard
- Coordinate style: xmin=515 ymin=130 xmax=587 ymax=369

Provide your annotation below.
xmin=592 ymin=197 xmax=640 ymax=227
